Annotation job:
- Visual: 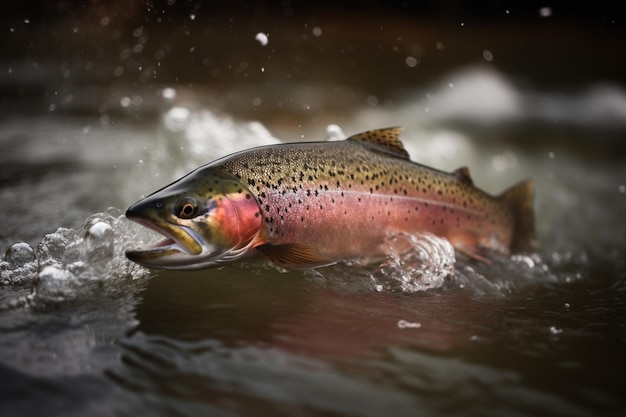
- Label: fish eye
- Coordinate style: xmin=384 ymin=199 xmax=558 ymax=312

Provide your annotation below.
xmin=176 ymin=197 xmax=198 ymax=219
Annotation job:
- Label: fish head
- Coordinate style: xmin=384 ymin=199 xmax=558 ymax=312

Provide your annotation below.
xmin=125 ymin=167 xmax=262 ymax=269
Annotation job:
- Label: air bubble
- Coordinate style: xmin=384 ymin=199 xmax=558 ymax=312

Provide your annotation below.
xmin=5 ymin=242 xmax=35 ymax=266
xmin=1 ymin=242 xmax=37 ymax=286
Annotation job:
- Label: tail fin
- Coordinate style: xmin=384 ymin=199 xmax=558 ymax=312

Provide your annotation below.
xmin=499 ymin=180 xmax=536 ymax=253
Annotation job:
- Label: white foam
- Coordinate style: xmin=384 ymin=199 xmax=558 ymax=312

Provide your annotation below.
xmin=372 ymin=233 xmax=456 ymax=293
xmin=1 ymin=209 xmax=152 ymax=306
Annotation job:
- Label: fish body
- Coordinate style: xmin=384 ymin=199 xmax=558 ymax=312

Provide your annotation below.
xmin=126 ymin=128 xmax=535 ymax=270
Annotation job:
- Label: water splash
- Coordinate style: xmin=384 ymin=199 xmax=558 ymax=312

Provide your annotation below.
xmin=452 ymin=252 xmax=560 ymax=296
xmin=308 ymin=233 xmax=456 ymax=294
xmin=372 ymin=233 xmax=456 ymax=293
xmin=1 ymin=208 xmax=152 ymax=307
xmin=307 ymin=232 xmax=566 ymax=296
xmin=1 ymin=242 xmax=38 ymax=286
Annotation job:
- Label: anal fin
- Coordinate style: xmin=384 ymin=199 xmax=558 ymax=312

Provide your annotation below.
xmin=256 ymin=243 xmax=335 ymax=270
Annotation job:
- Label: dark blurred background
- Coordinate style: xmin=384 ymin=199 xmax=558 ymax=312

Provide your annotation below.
xmin=1 ymin=2 xmax=624 ymax=88
xmin=0 ymin=0 xmax=624 ymax=136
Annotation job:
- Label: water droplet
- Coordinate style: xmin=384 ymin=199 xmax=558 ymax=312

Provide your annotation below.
xmin=549 ymin=326 xmax=562 ymax=335
xmin=325 ymin=124 xmax=345 ymax=141
xmin=483 ymin=50 xmax=493 ymax=62
xmin=405 ymin=56 xmax=418 ymax=67
xmin=161 ymin=87 xmax=176 ymax=100
xmin=255 ymin=32 xmax=269 ymax=46
xmin=539 ymin=7 xmax=552 ymax=17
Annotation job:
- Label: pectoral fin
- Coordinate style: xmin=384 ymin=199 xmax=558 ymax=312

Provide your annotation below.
xmin=256 ymin=243 xmax=335 ymax=270
xmin=450 ymin=234 xmax=493 ymax=265
xmin=454 ymin=244 xmax=493 ymax=265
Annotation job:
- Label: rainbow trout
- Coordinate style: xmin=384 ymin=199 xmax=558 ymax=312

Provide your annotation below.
xmin=125 ymin=128 xmax=535 ymax=269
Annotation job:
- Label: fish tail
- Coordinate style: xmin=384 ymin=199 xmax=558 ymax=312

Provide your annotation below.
xmin=499 ymin=180 xmax=536 ymax=253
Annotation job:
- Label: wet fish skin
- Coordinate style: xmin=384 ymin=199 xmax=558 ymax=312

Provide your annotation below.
xmin=125 ymin=127 xmax=535 ymax=269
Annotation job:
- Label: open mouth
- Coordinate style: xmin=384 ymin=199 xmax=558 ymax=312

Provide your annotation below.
xmin=125 ymin=218 xmax=202 ymax=263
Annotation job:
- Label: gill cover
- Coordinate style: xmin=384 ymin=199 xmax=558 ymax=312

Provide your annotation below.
xmin=125 ymin=167 xmax=262 ymax=269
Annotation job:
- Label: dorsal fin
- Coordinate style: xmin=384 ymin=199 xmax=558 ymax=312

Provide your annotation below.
xmin=453 ymin=166 xmax=474 ymax=185
xmin=347 ymin=127 xmax=410 ymax=160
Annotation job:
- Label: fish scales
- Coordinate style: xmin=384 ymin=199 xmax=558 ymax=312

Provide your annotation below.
xmin=220 ymin=139 xmax=513 ymax=263
xmin=125 ymin=128 xmax=535 ymax=270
